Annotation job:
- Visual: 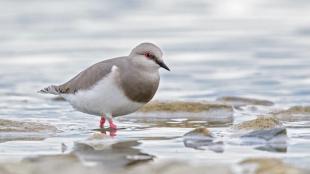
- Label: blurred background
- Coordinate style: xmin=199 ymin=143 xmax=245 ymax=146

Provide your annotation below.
xmin=1 ymin=0 xmax=310 ymax=106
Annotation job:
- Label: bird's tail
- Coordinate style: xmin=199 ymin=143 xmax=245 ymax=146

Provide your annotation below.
xmin=38 ymin=85 xmax=60 ymax=95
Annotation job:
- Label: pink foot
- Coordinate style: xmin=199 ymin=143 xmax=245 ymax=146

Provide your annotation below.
xmin=100 ymin=116 xmax=106 ymax=129
xmin=108 ymin=119 xmax=117 ymax=130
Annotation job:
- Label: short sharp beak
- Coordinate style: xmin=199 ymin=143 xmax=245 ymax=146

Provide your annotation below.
xmin=156 ymin=60 xmax=170 ymax=71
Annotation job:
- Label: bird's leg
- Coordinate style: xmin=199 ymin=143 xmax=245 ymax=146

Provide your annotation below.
xmin=100 ymin=114 xmax=106 ymax=129
xmin=106 ymin=113 xmax=117 ymax=130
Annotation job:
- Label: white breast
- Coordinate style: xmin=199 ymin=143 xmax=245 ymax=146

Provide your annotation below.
xmin=62 ymin=66 xmax=145 ymax=117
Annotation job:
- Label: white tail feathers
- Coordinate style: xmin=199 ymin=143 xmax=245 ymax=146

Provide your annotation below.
xmin=38 ymin=85 xmax=60 ymax=95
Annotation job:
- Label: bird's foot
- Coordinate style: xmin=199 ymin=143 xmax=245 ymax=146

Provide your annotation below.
xmin=108 ymin=119 xmax=117 ymax=130
xmin=99 ymin=116 xmax=106 ymax=129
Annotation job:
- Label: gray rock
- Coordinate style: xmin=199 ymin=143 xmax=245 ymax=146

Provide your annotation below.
xmin=241 ymin=127 xmax=287 ymax=141
xmin=183 ymin=127 xmax=224 ymax=153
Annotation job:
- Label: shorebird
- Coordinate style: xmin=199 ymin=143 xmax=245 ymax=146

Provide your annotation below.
xmin=39 ymin=43 xmax=170 ymax=130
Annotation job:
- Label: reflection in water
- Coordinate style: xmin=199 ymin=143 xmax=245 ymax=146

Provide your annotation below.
xmin=73 ymin=140 xmax=155 ymax=169
xmin=256 ymin=144 xmax=287 ymax=153
xmin=183 ymin=139 xmax=224 ymax=153
xmin=93 ymin=128 xmax=118 ymax=137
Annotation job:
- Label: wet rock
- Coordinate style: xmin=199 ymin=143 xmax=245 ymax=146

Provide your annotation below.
xmin=240 ymin=158 xmax=309 ymax=174
xmin=240 ymin=128 xmax=288 ymax=151
xmin=127 ymin=101 xmax=233 ymax=126
xmin=184 ymin=127 xmax=214 ymax=138
xmin=0 ymin=119 xmax=57 ymax=143
xmin=216 ymin=96 xmax=274 ymax=106
xmin=241 ymin=127 xmax=287 ymax=141
xmin=234 ymin=116 xmax=282 ymax=130
xmin=183 ymin=127 xmax=224 ymax=153
xmin=274 ymin=106 xmax=310 ymax=121
xmin=232 ymin=117 xmax=287 ymax=152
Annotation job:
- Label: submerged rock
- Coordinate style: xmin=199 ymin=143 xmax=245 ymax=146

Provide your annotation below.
xmin=183 ymin=127 xmax=223 ymax=153
xmin=0 ymin=119 xmax=57 ymax=143
xmin=240 ymin=128 xmax=288 ymax=150
xmin=216 ymin=96 xmax=274 ymax=106
xmin=240 ymin=158 xmax=309 ymax=174
xmin=234 ymin=116 xmax=282 ymax=130
xmin=274 ymin=106 xmax=310 ymax=121
xmin=241 ymin=127 xmax=287 ymax=141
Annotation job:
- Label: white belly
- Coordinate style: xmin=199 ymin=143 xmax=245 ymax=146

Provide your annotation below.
xmin=62 ymin=66 xmax=145 ymax=116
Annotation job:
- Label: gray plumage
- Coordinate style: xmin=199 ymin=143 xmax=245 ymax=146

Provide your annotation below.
xmin=39 ymin=43 xmax=169 ymax=105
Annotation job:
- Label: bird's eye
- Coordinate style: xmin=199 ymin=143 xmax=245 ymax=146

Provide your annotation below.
xmin=144 ymin=52 xmax=152 ymax=58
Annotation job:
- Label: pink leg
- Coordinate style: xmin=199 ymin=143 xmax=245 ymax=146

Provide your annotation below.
xmin=108 ymin=118 xmax=117 ymax=130
xmin=100 ymin=116 xmax=106 ymax=129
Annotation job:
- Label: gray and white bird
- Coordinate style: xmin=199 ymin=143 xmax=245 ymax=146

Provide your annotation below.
xmin=39 ymin=43 xmax=170 ymax=130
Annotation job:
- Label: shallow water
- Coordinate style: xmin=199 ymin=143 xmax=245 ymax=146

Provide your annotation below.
xmin=0 ymin=0 xmax=310 ymax=172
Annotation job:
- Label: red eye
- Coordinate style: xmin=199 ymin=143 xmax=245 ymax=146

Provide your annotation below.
xmin=144 ymin=52 xmax=152 ymax=58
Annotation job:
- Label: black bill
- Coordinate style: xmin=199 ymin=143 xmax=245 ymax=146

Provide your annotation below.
xmin=156 ymin=60 xmax=170 ymax=71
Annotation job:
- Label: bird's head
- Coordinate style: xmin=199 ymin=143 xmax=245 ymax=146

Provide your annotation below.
xmin=129 ymin=42 xmax=170 ymax=72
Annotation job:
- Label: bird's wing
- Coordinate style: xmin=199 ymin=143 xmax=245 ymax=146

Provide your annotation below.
xmin=56 ymin=58 xmax=123 ymax=94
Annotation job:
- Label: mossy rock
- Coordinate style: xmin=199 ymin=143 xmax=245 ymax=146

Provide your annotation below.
xmin=184 ymin=127 xmax=213 ymax=138
xmin=0 ymin=119 xmax=57 ymax=132
xmin=139 ymin=101 xmax=231 ymax=113
xmin=274 ymin=106 xmax=310 ymax=121
xmin=234 ymin=116 xmax=282 ymax=130
xmin=216 ymin=96 xmax=274 ymax=106
xmin=240 ymin=158 xmax=308 ymax=174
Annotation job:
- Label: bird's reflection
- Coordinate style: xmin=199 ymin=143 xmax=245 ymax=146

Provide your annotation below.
xmin=93 ymin=128 xmax=118 ymax=137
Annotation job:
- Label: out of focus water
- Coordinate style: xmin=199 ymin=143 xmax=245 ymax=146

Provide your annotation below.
xmin=0 ymin=0 xmax=310 ymax=170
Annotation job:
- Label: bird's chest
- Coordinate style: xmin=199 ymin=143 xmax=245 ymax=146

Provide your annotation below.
xmin=120 ymin=71 xmax=160 ymax=103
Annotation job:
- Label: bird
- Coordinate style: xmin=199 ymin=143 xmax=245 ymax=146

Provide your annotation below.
xmin=39 ymin=42 xmax=170 ymax=130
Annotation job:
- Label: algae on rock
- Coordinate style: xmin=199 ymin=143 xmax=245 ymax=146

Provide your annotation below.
xmin=240 ymin=158 xmax=308 ymax=174
xmin=234 ymin=116 xmax=282 ymax=130
xmin=274 ymin=106 xmax=310 ymax=121
xmin=139 ymin=101 xmax=232 ymax=113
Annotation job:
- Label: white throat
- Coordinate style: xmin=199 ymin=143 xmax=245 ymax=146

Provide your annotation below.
xmin=130 ymin=55 xmax=160 ymax=72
